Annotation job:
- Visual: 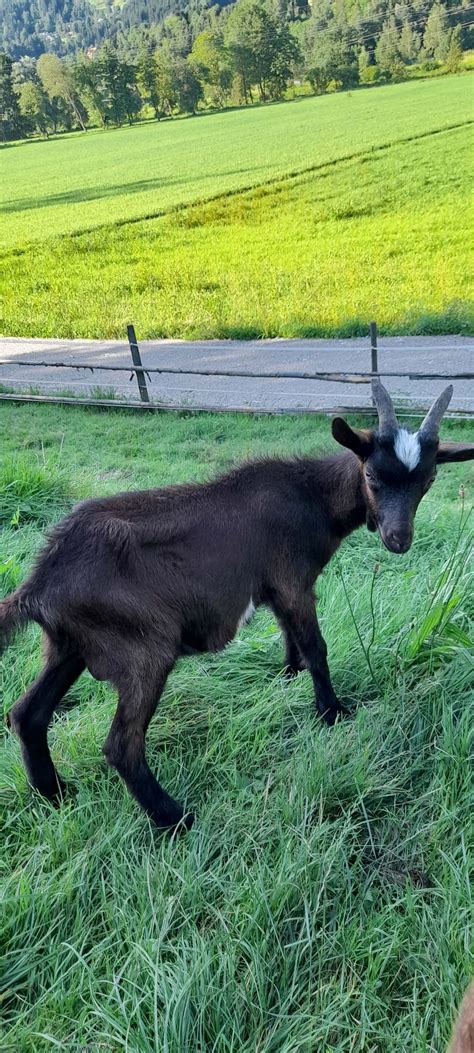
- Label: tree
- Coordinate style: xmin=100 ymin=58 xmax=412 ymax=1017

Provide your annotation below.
xmin=98 ymin=45 xmax=141 ymax=125
xmin=423 ymin=4 xmax=450 ymax=61
xmin=445 ymin=25 xmax=463 ymax=72
xmin=138 ymin=45 xmax=161 ymax=116
xmin=73 ymin=53 xmax=108 ymax=126
xmin=358 ymin=46 xmax=384 ymax=85
xmin=173 ymin=57 xmax=203 ymax=112
xmin=399 ymin=22 xmax=421 ymax=63
xmin=37 ymin=52 xmax=87 ymax=130
xmin=73 ymin=46 xmax=141 ymax=127
xmin=224 ymin=0 xmax=256 ymax=103
xmin=153 ymin=46 xmax=179 ymax=117
xmin=358 ymin=46 xmax=370 ymax=76
xmin=225 ymin=0 xmax=300 ymax=103
xmin=267 ymin=26 xmax=301 ymax=99
xmin=375 ymin=18 xmax=401 ymax=73
xmin=0 ymin=52 xmax=23 ymax=140
xmin=189 ymin=30 xmax=232 ymax=107
xmin=306 ymin=28 xmax=357 ymax=93
xmin=160 ymin=15 xmax=191 ymax=58
xmin=17 ymin=79 xmax=50 ymax=135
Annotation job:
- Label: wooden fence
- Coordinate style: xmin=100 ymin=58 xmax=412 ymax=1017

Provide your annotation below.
xmin=0 ymin=322 xmax=473 ymax=418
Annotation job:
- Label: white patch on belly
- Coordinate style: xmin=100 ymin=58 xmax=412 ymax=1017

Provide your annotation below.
xmin=237 ymin=598 xmax=255 ymax=630
xmin=394 ymin=429 xmax=421 ymax=471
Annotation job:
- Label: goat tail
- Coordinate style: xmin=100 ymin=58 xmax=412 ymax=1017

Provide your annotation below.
xmin=0 ymin=589 xmax=32 ymax=658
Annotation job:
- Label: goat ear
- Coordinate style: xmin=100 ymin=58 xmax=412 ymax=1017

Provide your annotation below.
xmin=332 ymin=418 xmax=374 ymax=459
xmin=436 ymin=442 xmax=474 ymax=463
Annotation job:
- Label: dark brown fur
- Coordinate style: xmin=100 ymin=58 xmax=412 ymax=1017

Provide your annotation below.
xmin=2 ymin=420 xmax=473 ymax=831
xmin=448 ymin=981 xmax=474 ymax=1053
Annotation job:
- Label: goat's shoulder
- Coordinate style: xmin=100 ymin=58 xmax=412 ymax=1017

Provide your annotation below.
xmin=211 ymin=451 xmax=344 ymax=495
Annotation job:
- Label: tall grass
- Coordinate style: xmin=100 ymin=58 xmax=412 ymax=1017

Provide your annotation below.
xmin=0 ymin=402 xmax=472 ymax=1051
xmin=0 ymin=459 xmax=74 ymax=527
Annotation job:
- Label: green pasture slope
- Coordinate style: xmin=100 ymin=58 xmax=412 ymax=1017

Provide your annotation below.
xmin=1 ymin=74 xmax=473 ymax=338
xmin=4 ymin=123 xmax=472 ymax=340
xmin=0 ymin=402 xmax=473 ymax=1050
xmin=1 ymin=76 xmax=471 ymax=249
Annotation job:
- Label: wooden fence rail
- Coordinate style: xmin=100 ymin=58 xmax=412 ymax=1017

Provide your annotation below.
xmin=1 ymin=360 xmax=472 ymax=383
xmin=0 ymin=322 xmax=473 ymax=416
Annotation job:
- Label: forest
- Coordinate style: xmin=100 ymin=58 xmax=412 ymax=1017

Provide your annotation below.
xmin=0 ymin=0 xmax=472 ymax=139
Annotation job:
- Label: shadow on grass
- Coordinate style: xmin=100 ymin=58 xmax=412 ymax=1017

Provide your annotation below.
xmin=1 ymin=167 xmax=261 ymax=214
xmin=201 ymin=305 xmax=473 ymax=341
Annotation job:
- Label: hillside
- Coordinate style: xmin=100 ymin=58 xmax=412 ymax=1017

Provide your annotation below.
xmin=1 ymin=0 xmax=470 ymax=60
xmin=0 ymin=0 xmax=192 ymax=59
xmin=1 ymin=75 xmax=468 ymax=249
xmin=1 ymin=76 xmax=472 ymax=339
xmin=0 ymin=0 xmax=108 ymax=59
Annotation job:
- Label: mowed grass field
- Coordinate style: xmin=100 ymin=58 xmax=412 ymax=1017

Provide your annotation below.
xmin=3 ymin=123 xmax=472 ymax=340
xmin=1 ymin=402 xmax=473 ymax=1051
xmin=1 ymin=74 xmax=473 ymax=339
xmin=1 ymin=76 xmax=470 ymax=250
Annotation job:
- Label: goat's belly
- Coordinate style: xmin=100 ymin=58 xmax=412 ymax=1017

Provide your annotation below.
xmin=180 ymin=628 xmax=210 ymax=654
xmin=180 ymin=622 xmax=231 ymax=654
xmin=180 ymin=597 xmax=255 ymax=656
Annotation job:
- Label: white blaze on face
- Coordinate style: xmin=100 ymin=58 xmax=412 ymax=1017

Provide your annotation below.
xmin=237 ymin=599 xmax=255 ymax=630
xmin=394 ymin=429 xmax=421 ymax=472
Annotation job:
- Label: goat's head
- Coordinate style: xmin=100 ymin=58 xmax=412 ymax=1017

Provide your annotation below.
xmin=332 ymin=381 xmax=474 ymax=554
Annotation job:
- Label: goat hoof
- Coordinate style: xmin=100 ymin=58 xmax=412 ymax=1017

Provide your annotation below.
xmin=34 ymin=774 xmax=72 ymax=807
xmin=283 ymin=657 xmax=307 ymax=678
xmin=283 ymin=664 xmax=300 ymax=679
xmin=154 ymin=807 xmax=195 ymax=833
xmin=320 ymin=700 xmax=347 ymax=726
xmin=51 ymin=775 xmax=75 ymax=806
xmin=167 ymin=812 xmax=195 ymax=836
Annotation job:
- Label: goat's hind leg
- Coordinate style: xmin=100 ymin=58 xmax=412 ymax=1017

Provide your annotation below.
xmin=8 ymin=637 xmax=85 ymax=802
xmin=279 ymin=621 xmax=306 ymax=678
xmin=104 ymin=653 xmax=193 ymax=831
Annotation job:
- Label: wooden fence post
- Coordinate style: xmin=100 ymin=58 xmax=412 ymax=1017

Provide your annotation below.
xmin=369 ymin=320 xmax=378 ymax=407
xmin=127 ymin=324 xmax=150 ymax=403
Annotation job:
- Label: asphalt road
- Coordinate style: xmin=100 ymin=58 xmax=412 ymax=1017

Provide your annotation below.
xmin=0 ymin=335 xmax=473 ymax=414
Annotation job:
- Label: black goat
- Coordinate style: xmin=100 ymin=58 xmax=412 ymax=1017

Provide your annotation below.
xmin=1 ymin=382 xmax=473 ymax=830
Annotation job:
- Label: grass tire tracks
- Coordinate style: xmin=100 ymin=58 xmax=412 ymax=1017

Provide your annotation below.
xmin=4 ymin=118 xmax=473 ymax=259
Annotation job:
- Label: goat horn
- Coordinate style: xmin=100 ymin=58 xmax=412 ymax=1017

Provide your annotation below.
xmin=419 ymin=385 xmax=453 ymax=441
xmin=371 ymin=379 xmax=398 ymax=434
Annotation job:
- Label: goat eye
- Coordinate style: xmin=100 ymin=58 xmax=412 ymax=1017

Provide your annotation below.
xmin=366 ymin=475 xmax=380 ymax=493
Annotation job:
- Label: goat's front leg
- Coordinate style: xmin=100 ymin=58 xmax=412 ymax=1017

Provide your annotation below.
xmin=273 ymin=591 xmax=345 ymax=725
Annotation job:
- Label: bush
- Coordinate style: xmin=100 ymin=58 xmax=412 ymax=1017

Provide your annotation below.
xmin=359 ymin=64 xmax=386 ymax=84
xmin=461 ymin=49 xmax=474 ymax=70
xmin=418 ymin=59 xmax=440 ymax=72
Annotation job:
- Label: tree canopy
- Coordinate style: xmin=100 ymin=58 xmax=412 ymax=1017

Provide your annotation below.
xmin=0 ymin=0 xmax=471 ymax=140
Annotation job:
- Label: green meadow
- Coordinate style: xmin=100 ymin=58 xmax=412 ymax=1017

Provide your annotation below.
xmin=1 ymin=74 xmax=473 ymax=339
xmin=1 ymin=76 xmax=470 ymax=249
xmin=1 ymin=402 xmax=473 ymax=1051
xmin=3 ymin=122 xmax=472 ymax=339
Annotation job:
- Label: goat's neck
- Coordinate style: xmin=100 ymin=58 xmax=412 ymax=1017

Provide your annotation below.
xmin=313 ymin=452 xmax=366 ymax=537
